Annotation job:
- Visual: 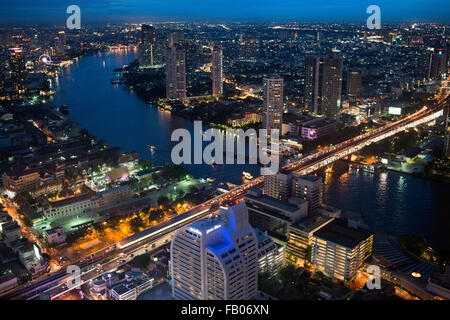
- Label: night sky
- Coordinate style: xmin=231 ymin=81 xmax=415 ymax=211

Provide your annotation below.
xmin=0 ymin=0 xmax=449 ymax=25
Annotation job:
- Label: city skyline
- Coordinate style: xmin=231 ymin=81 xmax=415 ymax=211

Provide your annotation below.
xmin=0 ymin=0 xmax=449 ymax=304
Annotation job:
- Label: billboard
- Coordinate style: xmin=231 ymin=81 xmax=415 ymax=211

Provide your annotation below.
xmin=388 ymin=107 xmax=401 ymax=115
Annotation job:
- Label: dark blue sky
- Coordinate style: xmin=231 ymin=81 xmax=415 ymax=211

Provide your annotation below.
xmin=0 ymin=0 xmax=449 ymax=25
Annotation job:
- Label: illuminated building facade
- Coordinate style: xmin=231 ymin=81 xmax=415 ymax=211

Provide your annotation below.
xmin=304 ymin=54 xmax=343 ymax=120
xmin=255 ymin=228 xmax=285 ymax=274
xmin=262 ymin=78 xmax=284 ymax=133
xmin=300 ymin=117 xmax=338 ymax=140
xmin=427 ymin=49 xmax=448 ymax=80
xmin=140 ymin=24 xmax=157 ymax=66
xmin=286 ymin=215 xmax=335 ymax=265
xmin=170 ymin=201 xmax=258 ymax=300
xmin=292 ymin=174 xmax=323 ymax=215
xmin=2 ymin=165 xmax=40 ymax=194
xmin=311 ymin=219 xmax=373 ymax=281
xmin=165 ymin=45 xmax=186 ymax=100
xmin=212 ymin=44 xmax=223 ymax=97
xmin=347 ymin=70 xmax=362 ymax=101
xmin=263 ymin=171 xmax=322 ymax=214
xmin=8 ymin=47 xmax=26 ymax=95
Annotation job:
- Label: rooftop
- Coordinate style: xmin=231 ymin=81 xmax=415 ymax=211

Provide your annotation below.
xmin=245 ymin=193 xmax=300 ymax=213
xmin=314 ymin=219 xmax=373 ymax=249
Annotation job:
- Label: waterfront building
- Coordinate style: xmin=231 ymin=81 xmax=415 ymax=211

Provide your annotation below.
xmin=55 ymin=31 xmax=66 ymax=56
xmin=171 ymin=201 xmax=259 ymax=300
xmin=286 ymin=215 xmax=335 ymax=265
xmin=311 ymin=219 xmax=373 ymax=281
xmin=263 ymin=171 xmax=323 ymax=214
xmin=263 ymin=169 xmax=291 ymax=201
xmin=227 ymin=112 xmax=262 ymax=127
xmin=212 ymin=45 xmax=223 ymax=97
xmin=139 ymin=24 xmax=157 ymax=67
xmin=245 ymin=188 xmax=308 ymax=243
xmin=304 ymin=54 xmax=343 ymax=120
xmin=165 ymin=45 xmax=187 ymax=100
xmin=291 ymin=174 xmax=323 ymax=215
xmin=8 ymin=47 xmax=26 ymax=95
xmin=347 ymin=70 xmax=362 ymax=101
xmin=262 ymin=78 xmax=284 ymax=134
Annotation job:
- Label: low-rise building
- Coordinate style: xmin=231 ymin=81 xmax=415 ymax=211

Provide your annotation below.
xmin=42 ymin=186 xmax=97 ymax=219
xmin=44 ymin=227 xmax=66 ymax=245
xmin=0 ymin=271 xmax=17 ymax=293
xmin=311 ymin=219 xmax=373 ymax=281
xmin=286 ymin=215 xmax=335 ymax=265
xmin=109 ymin=274 xmax=154 ymax=300
xmin=300 ymin=117 xmax=338 ymax=140
xmin=2 ymin=164 xmax=41 ymax=194
xmin=1 ymin=221 xmax=22 ymax=243
xmin=9 ymin=238 xmax=48 ymax=275
xmin=227 ymin=112 xmax=262 ymax=127
xmin=256 ymin=228 xmax=285 ymax=274
xmin=97 ymin=185 xmax=132 ymax=208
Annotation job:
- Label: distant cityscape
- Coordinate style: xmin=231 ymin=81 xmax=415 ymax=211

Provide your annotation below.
xmin=0 ymin=16 xmax=449 ymax=303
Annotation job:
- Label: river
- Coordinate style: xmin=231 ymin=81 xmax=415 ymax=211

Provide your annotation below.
xmin=51 ymin=48 xmax=450 ymax=249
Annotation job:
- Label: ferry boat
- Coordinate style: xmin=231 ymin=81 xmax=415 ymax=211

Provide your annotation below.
xmin=211 ymin=160 xmax=217 ymax=167
xmin=147 ymin=144 xmax=156 ymax=151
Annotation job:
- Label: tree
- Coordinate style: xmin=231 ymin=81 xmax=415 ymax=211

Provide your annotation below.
xmin=138 ymin=159 xmax=153 ymax=170
xmin=129 ymin=253 xmax=151 ymax=270
xmin=129 ymin=217 xmax=145 ymax=234
xmin=157 ymin=195 xmax=170 ymax=207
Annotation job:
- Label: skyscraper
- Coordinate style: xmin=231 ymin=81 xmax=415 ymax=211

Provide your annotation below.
xmin=170 ymin=201 xmax=258 ymax=300
xmin=304 ymin=54 xmax=343 ymax=120
xmin=262 ymin=78 xmax=283 ymax=133
xmin=55 ymin=31 xmax=66 ymax=56
xmin=140 ymin=24 xmax=157 ymax=67
xmin=8 ymin=47 xmax=26 ymax=94
xmin=165 ymin=45 xmax=186 ymax=100
xmin=168 ymin=31 xmax=184 ymax=47
xmin=427 ymin=49 xmax=448 ymax=80
xmin=211 ymin=45 xmax=223 ymax=97
xmin=347 ymin=70 xmax=362 ymax=101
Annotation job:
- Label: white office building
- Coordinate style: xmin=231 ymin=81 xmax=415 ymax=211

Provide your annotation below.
xmin=170 ymin=201 xmax=259 ymax=300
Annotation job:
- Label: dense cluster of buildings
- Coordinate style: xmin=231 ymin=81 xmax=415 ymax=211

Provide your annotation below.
xmin=170 ymin=170 xmax=375 ymax=299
